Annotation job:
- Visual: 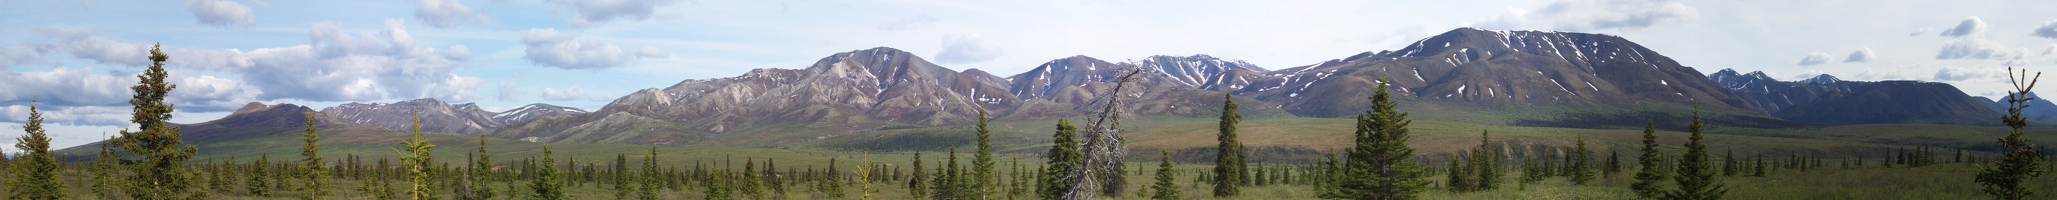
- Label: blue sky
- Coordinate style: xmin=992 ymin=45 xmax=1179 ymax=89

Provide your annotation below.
xmin=2 ymin=0 xmax=2055 ymax=150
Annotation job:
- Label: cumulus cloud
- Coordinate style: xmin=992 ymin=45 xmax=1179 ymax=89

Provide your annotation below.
xmin=635 ymin=46 xmax=670 ymax=58
xmin=877 ymin=14 xmax=938 ymax=31
xmin=0 ymin=67 xmax=260 ymax=113
xmin=1797 ymin=52 xmax=1832 ymax=66
xmin=0 ymin=45 xmax=47 ymax=69
xmin=0 ymin=105 xmax=133 ymax=126
xmin=186 ymin=0 xmax=255 ymax=28
xmin=1472 ymin=0 xmax=1699 ymax=32
xmin=1851 ymin=68 xmax=1922 ymax=81
xmin=496 ymin=81 xmax=522 ymax=102
xmin=554 ymin=0 xmax=680 ymax=27
xmin=2035 ymin=20 xmax=2057 ymax=39
xmin=539 ymin=85 xmax=604 ymax=101
xmin=29 ymin=20 xmax=478 ymax=102
xmin=934 ymin=35 xmax=1003 ymax=64
xmin=1933 ymin=66 xmax=2008 ymax=81
xmin=1937 ymin=38 xmax=2027 ymax=60
xmin=1844 ymin=48 xmax=1876 ymax=63
xmin=1939 ymin=16 xmax=1986 ymax=37
xmin=521 ymin=28 xmax=662 ymax=70
xmin=416 ymin=0 xmax=490 ymax=28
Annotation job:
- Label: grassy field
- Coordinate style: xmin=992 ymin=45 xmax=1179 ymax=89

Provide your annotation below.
xmin=34 ymin=113 xmax=2057 ymax=199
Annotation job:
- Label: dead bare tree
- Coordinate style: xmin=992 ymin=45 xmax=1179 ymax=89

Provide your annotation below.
xmin=1062 ymin=69 xmax=1143 ymax=200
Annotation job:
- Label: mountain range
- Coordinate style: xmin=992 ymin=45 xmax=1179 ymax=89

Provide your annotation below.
xmin=147 ymin=27 xmax=2036 ymax=147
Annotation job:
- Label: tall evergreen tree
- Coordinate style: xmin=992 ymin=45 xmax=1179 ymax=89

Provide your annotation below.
xmin=1665 ymin=106 xmax=1726 ymax=200
xmin=250 ymin=154 xmax=273 ymax=197
xmin=1331 ymin=78 xmax=1427 ymax=200
xmin=1722 ymin=149 xmax=1737 ymax=177
xmin=1977 ymin=68 xmax=2046 ymax=200
xmin=472 ymin=134 xmax=496 ymax=200
xmin=1570 ymin=136 xmax=1595 ymax=185
xmin=301 ymin=111 xmax=329 ymax=199
xmin=741 ymin=157 xmax=763 ymax=200
xmin=910 ymin=152 xmax=928 ymax=199
xmin=1041 ymin=119 xmax=1082 ymax=199
xmin=824 ymin=158 xmax=844 ymax=199
xmin=1214 ymin=94 xmax=1246 ymax=197
xmin=641 ymin=147 xmax=659 ymax=200
xmin=530 ymin=146 xmax=568 ymax=200
xmin=1150 ymin=149 xmax=1180 ymax=200
xmin=615 ymin=154 xmax=633 ymax=199
xmin=116 ymin=44 xmax=206 ymax=199
xmin=396 ymin=112 xmax=440 ymax=200
xmin=1474 ymin=130 xmax=1501 ymax=191
xmin=935 ymin=147 xmax=964 ymax=199
xmin=973 ymin=106 xmax=997 ymax=199
xmin=10 ymin=99 xmax=65 ymax=199
xmin=1631 ymin=121 xmax=1668 ymax=199
xmin=92 ymin=135 xmax=116 ymax=199
xmin=1606 ymin=151 xmax=1621 ymax=177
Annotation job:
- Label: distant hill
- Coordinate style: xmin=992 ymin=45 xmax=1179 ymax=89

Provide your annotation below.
xmin=1710 ymin=69 xmax=2003 ymax=125
xmin=321 ymin=98 xmax=586 ymax=135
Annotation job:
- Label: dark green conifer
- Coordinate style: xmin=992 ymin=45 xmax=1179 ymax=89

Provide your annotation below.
xmin=1976 ymin=68 xmax=2046 ymax=200
xmin=116 ymin=44 xmax=205 ymax=199
xmin=9 ymin=99 xmax=65 ymax=200
xmin=1213 ymin=93 xmax=1246 ymax=197
xmin=1150 ymin=150 xmax=1179 ymax=200
xmin=1569 ymin=136 xmax=1595 ymax=185
xmin=1040 ymin=119 xmax=1082 ymax=199
xmin=1631 ymin=121 xmax=1667 ymax=199
xmin=973 ymin=106 xmax=997 ymax=199
xmin=301 ymin=111 xmax=329 ymax=199
xmin=529 ymin=146 xmax=568 ymax=200
xmin=1331 ymin=78 xmax=1427 ymax=199
xmin=1665 ymin=105 xmax=1726 ymax=200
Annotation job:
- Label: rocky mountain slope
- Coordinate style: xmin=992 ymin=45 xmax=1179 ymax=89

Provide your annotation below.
xmin=1710 ymin=69 xmax=2004 ymax=125
xmin=1227 ymin=28 xmax=1769 ymax=128
xmin=320 ymin=98 xmax=586 ymax=135
xmin=175 ymin=103 xmax=350 ymax=144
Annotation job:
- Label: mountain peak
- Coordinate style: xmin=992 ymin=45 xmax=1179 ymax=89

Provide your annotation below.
xmin=1800 ymin=74 xmax=1842 ymax=84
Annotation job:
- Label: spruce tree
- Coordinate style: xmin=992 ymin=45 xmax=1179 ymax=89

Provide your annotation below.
xmin=641 ymin=147 xmax=659 ymax=200
xmin=1722 ymin=149 xmax=1737 ymax=177
xmin=824 ymin=158 xmax=844 ymax=199
xmin=1753 ymin=155 xmax=1766 ymax=177
xmin=973 ymin=106 xmax=997 ymax=199
xmin=1214 ymin=93 xmax=1246 ymax=197
xmin=911 ymin=152 xmax=929 ymax=199
xmin=1606 ymin=151 xmax=1621 ymax=177
xmin=1976 ymin=68 xmax=2046 ymax=200
xmin=1569 ymin=136 xmax=1595 ymax=185
xmin=935 ymin=147 xmax=963 ymax=199
xmin=250 ymin=154 xmax=273 ymax=197
xmin=1332 ymin=78 xmax=1427 ymax=199
xmin=1149 ymin=149 xmax=1179 ymax=200
xmin=530 ymin=146 xmax=568 ymax=200
xmin=301 ymin=111 xmax=330 ymax=199
xmin=741 ymin=157 xmax=763 ymax=200
xmin=472 ymin=134 xmax=496 ymax=200
xmin=1474 ymin=130 xmax=1501 ymax=191
xmin=10 ymin=99 xmax=66 ymax=199
xmin=92 ymin=136 xmax=116 ymax=199
xmin=396 ymin=112 xmax=440 ymax=200
xmin=116 ymin=44 xmax=205 ymax=199
xmin=1631 ymin=121 xmax=1667 ymax=199
xmin=615 ymin=154 xmax=633 ymax=199
xmin=1445 ymin=154 xmax=1472 ymax=192
xmin=1041 ymin=119 xmax=1082 ymax=199
xmin=1665 ymin=105 xmax=1726 ymax=200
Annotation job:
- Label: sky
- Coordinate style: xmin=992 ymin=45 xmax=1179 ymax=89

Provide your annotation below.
xmin=2 ymin=0 xmax=2055 ymax=151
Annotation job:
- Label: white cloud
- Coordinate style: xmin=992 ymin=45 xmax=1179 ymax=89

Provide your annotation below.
xmin=521 ymin=28 xmax=661 ymax=70
xmin=2044 ymin=44 xmax=2055 ymax=56
xmin=29 ymin=20 xmax=476 ymax=102
xmin=2035 ymin=20 xmax=2057 ymax=40
xmin=1937 ymin=38 xmax=2026 ymax=60
xmin=0 ymin=45 xmax=46 ymax=69
xmin=1939 ymin=16 xmax=1986 ymax=37
xmin=0 ymin=105 xmax=133 ymax=126
xmin=540 ymin=85 xmax=605 ymax=101
xmin=1844 ymin=48 xmax=1876 ymax=63
xmin=934 ymin=34 xmax=1003 ymax=64
xmin=496 ymin=81 xmax=522 ymax=102
xmin=636 ymin=46 xmax=670 ymax=58
xmin=1797 ymin=52 xmax=1832 ymax=66
xmin=1911 ymin=28 xmax=1934 ymax=36
xmin=169 ymin=75 xmax=263 ymax=112
xmin=0 ymin=67 xmax=259 ymax=115
xmin=877 ymin=14 xmax=938 ymax=31
xmin=416 ymin=0 xmax=490 ymax=28
xmin=1851 ymin=68 xmax=1923 ymax=81
xmin=1933 ymin=66 xmax=2008 ymax=81
xmin=1472 ymin=0 xmax=1699 ymax=32
xmin=185 ymin=0 xmax=255 ymax=28
xmin=554 ymin=0 xmax=680 ymax=27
